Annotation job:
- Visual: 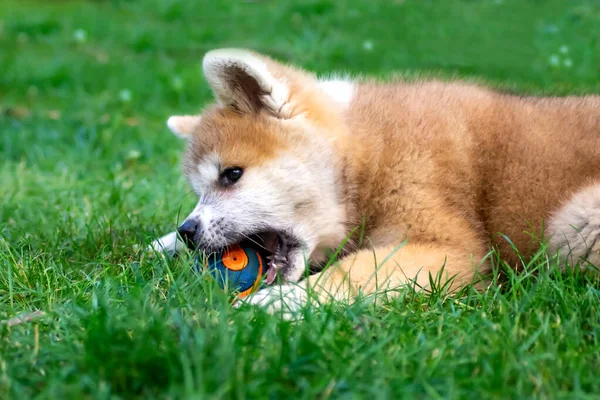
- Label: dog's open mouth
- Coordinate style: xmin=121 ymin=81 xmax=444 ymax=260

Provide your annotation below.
xmin=242 ymin=231 xmax=299 ymax=285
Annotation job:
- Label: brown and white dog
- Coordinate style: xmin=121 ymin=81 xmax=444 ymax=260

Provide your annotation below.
xmin=150 ymin=48 xmax=600 ymax=313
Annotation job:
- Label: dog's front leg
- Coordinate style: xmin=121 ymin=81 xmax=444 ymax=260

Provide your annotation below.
xmin=148 ymin=231 xmax=187 ymax=257
xmin=239 ymin=242 xmax=488 ymax=317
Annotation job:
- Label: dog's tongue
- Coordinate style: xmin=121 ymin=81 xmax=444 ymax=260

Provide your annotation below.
xmin=266 ymin=265 xmax=278 ymax=285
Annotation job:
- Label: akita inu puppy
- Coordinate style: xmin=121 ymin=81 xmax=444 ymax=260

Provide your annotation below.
xmin=151 ymin=48 xmax=600 ymax=313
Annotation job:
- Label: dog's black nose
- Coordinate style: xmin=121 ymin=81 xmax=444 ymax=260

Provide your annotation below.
xmin=177 ymin=219 xmax=199 ymax=246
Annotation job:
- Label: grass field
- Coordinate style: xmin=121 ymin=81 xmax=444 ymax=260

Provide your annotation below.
xmin=2 ymin=0 xmax=600 ymax=398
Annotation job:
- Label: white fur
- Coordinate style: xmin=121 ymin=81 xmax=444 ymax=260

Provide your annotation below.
xmin=237 ymin=281 xmax=308 ymax=319
xmin=149 ymin=231 xmax=186 ymax=254
xmin=548 ymin=184 xmax=600 ymax=268
xmin=197 ymin=206 xmax=213 ymax=232
xmin=202 ymin=49 xmax=292 ymax=118
xmin=166 ymin=115 xmax=201 ymax=139
xmin=317 ymin=78 xmax=355 ymax=109
xmin=190 ymin=153 xmax=220 ymax=195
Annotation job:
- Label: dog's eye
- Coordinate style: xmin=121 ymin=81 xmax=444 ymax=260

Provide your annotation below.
xmin=219 ymin=167 xmax=244 ymax=186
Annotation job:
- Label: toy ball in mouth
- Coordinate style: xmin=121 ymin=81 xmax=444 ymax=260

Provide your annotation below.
xmin=193 ymin=244 xmax=268 ymax=298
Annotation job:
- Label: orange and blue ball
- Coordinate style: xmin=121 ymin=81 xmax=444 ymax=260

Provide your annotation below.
xmin=194 ymin=244 xmax=267 ymax=298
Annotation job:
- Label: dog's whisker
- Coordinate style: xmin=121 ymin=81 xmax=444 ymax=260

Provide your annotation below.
xmin=240 ymin=233 xmax=269 ymax=252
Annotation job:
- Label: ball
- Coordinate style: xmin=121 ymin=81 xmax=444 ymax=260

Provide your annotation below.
xmin=193 ymin=243 xmax=267 ymax=298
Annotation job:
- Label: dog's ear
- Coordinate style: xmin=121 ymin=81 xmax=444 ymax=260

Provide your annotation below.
xmin=202 ymin=49 xmax=294 ymax=118
xmin=166 ymin=115 xmax=201 ymax=139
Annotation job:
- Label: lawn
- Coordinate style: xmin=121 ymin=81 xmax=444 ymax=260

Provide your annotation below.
xmin=2 ymin=0 xmax=600 ymax=398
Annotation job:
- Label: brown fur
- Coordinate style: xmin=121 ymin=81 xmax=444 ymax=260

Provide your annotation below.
xmin=344 ymin=83 xmax=600 ymax=269
xmin=183 ymin=107 xmax=290 ymax=174
xmin=169 ymin=49 xmax=600 ymax=305
xmin=311 ymin=81 xmax=600 ymax=296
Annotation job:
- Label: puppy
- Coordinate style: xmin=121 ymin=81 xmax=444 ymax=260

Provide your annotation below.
xmin=151 ymin=48 xmax=600 ymax=313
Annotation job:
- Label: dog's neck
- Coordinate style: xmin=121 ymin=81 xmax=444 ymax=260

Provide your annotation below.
xmin=331 ymin=128 xmax=373 ymax=254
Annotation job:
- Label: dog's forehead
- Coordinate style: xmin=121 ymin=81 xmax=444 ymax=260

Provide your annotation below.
xmin=183 ymin=108 xmax=289 ymax=176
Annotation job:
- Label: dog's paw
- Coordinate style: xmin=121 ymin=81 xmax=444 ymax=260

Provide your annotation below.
xmin=144 ymin=232 xmax=187 ymax=258
xmin=236 ymin=282 xmax=309 ymax=319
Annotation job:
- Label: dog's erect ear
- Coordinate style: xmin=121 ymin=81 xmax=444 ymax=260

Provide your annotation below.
xmin=202 ymin=49 xmax=293 ymax=118
xmin=166 ymin=115 xmax=201 ymax=139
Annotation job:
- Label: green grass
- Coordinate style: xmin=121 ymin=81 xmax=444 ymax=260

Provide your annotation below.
xmin=2 ymin=0 xmax=600 ymax=398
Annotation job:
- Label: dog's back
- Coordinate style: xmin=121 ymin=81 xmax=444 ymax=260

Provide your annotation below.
xmin=344 ymin=80 xmax=600 ymax=268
